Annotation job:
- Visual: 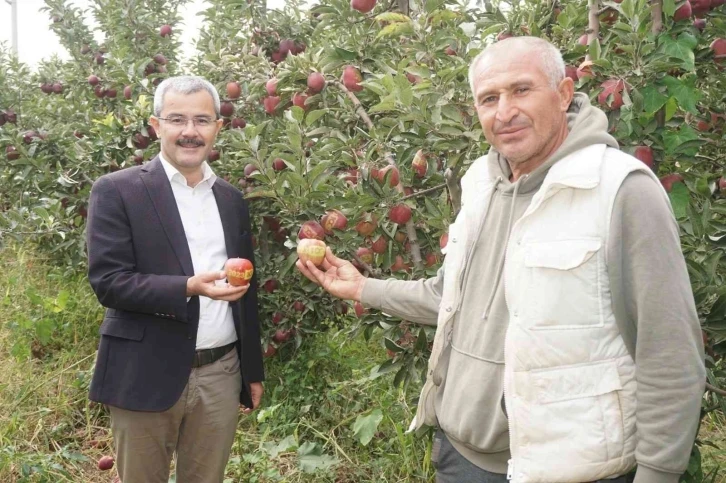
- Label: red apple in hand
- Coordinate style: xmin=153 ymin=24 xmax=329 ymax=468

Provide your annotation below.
xmin=297 ymin=239 xmax=327 ymax=266
xmin=225 ymin=258 xmax=254 ymax=286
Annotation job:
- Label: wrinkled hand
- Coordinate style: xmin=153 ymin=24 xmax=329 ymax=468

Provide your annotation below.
xmin=295 ymin=247 xmax=366 ymax=301
xmin=186 ymin=271 xmax=249 ymax=302
xmin=241 ymin=382 xmax=263 ymax=414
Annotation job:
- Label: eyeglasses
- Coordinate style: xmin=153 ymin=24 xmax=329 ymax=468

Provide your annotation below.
xmin=157 ymin=116 xmax=217 ymax=128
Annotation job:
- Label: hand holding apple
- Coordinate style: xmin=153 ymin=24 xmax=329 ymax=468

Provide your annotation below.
xmin=186 ymin=270 xmax=249 ymax=301
xmin=296 ymin=246 xmax=366 ymax=301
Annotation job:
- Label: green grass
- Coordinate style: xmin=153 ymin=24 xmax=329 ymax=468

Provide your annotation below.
xmin=0 ymin=244 xmax=435 ymax=482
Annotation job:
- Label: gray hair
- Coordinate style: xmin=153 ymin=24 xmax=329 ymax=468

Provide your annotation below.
xmin=153 ymin=76 xmax=221 ymax=118
xmin=468 ymin=36 xmax=565 ymax=95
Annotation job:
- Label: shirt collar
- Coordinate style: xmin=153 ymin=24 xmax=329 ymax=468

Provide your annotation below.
xmin=158 ymin=152 xmax=217 ymax=188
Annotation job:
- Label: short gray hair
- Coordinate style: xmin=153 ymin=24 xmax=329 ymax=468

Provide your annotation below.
xmin=468 ymin=36 xmax=565 ymax=95
xmin=153 ymin=76 xmax=221 ymax=118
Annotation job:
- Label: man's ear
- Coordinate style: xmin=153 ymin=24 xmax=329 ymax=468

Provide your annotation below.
xmin=558 ymin=77 xmax=575 ymax=111
xmin=149 ymin=116 xmax=160 ymax=131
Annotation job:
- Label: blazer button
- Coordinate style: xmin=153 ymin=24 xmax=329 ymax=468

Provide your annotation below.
xmin=445 ymin=306 xmax=452 ymax=312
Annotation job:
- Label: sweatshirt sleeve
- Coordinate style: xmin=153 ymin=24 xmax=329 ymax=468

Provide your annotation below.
xmin=607 ymin=171 xmax=706 ymax=483
xmin=360 ymin=267 xmax=444 ymax=327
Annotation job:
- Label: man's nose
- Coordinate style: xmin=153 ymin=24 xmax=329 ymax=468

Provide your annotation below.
xmin=495 ymin=96 xmax=518 ymax=125
xmin=181 ymin=119 xmax=198 ymax=136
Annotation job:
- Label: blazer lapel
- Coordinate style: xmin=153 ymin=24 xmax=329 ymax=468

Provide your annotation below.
xmin=140 ymin=157 xmax=195 ymax=276
xmin=212 ymin=182 xmax=240 ymax=259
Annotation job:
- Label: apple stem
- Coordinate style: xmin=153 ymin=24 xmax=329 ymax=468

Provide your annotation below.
xmin=651 ymin=0 xmax=663 ymax=34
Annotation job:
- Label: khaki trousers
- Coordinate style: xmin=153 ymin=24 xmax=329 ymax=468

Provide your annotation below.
xmin=109 ymin=348 xmax=242 ymax=483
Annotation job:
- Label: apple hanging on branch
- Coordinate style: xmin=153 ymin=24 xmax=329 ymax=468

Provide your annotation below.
xmin=225 ymin=258 xmax=254 ymax=286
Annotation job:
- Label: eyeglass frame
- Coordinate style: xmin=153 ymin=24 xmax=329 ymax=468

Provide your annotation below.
xmin=155 ymin=115 xmax=221 ymax=129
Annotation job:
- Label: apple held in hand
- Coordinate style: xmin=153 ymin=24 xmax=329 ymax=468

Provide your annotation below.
xmin=297 ymin=239 xmax=327 ymax=267
xmin=225 ymin=258 xmax=254 ymax=286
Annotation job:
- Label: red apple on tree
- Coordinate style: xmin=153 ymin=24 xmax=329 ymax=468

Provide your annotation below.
xmin=565 ymin=65 xmax=578 ymax=82
xmin=263 ymin=344 xmax=277 ymax=357
xmin=576 ymin=60 xmax=594 ymax=80
xmin=265 ymin=78 xmax=278 ymax=96
xmin=123 ymin=85 xmax=132 ymax=99
xmin=718 ymin=177 xmax=726 ymax=192
xmin=350 ymin=0 xmax=376 ymax=13
xmin=263 ymin=279 xmax=279 ymax=293
xmin=307 ymin=72 xmax=326 ymax=93
xmin=226 ymin=81 xmax=241 ymax=99
xmin=208 ymin=150 xmax=220 ymax=162
xmin=293 ymin=300 xmax=305 ymax=312
xmin=356 ymin=247 xmax=374 ymax=265
xmin=6 ymin=146 xmax=19 ymax=161
xmin=297 ymin=238 xmax=327 ymax=266
xmin=160 ymin=24 xmax=173 ymax=37
xmin=341 ymin=66 xmax=363 ymax=92
xmin=321 ymin=209 xmax=348 ymax=234
xmin=298 ymin=221 xmax=326 ymax=240
xmin=292 ymin=92 xmax=308 ymax=110
xmin=244 ymin=163 xmax=259 ymax=178
xmin=263 ymin=96 xmax=281 ymax=115
xmin=88 ymin=75 xmax=100 ymax=86
xmin=597 ymin=79 xmax=627 ymax=110
xmin=674 ymin=1 xmax=693 ymax=21
xmin=225 ymin=258 xmax=254 ymax=286
xmin=272 ymin=312 xmax=284 ymax=325
xmin=231 ymin=118 xmax=246 ymax=129
xmin=355 ymin=213 xmax=379 ymax=237
xmin=412 ymin=149 xmax=428 ymax=178
xmin=660 ymin=173 xmax=685 ymax=192
xmin=272 ymin=158 xmax=286 ymax=171
xmin=371 ymin=236 xmax=386 ymax=254
xmin=633 ymin=146 xmax=655 ymax=170
xmin=220 ymin=101 xmax=234 ymax=117
xmin=374 ymin=165 xmax=400 ymax=187
xmin=354 ymin=301 xmax=367 ymax=317
xmin=389 ymin=204 xmax=412 ymax=224
xmin=711 ymin=39 xmax=726 ymax=63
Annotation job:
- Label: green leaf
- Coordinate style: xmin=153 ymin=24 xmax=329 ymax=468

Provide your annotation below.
xmin=662 ymin=76 xmax=701 ymax=114
xmin=351 ymin=409 xmax=383 ymax=446
xmin=384 ymin=337 xmax=404 ymax=352
xmin=375 ymin=12 xmax=411 ymax=23
xmin=305 ymin=110 xmax=326 ymax=126
xmin=639 ymin=86 xmax=668 ymax=115
xmin=334 ymin=47 xmax=358 ymax=61
xmin=376 ymin=22 xmax=413 ymax=40
xmin=298 ymin=442 xmax=338 ymax=473
xmin=659 ymin=35 xmax=695 ymax=71
xmin=668 ymin=181 xmax=689 ymax=219
xmin=662 ymin=0 xmax=677 ymax=16
xmin=664 ymin=97 xmax=678 ymax=121
xmin=588 ymin=38 xmax=601 ymax=61
xmin=662 ymin=125 xmax=698 ymax=154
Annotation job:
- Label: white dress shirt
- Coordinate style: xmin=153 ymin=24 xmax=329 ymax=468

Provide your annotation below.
xmin=159 ymin=154 xmax=237 ymax=350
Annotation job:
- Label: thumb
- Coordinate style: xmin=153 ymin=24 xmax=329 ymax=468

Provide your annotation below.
xmin=199 ymin=270 xmax=226 ymax=283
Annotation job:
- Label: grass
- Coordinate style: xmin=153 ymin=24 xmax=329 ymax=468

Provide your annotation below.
xmin=2 ymin=243 xmax=725 ymax=482
xmin=0 ymin=244 xmax=435 ymax=482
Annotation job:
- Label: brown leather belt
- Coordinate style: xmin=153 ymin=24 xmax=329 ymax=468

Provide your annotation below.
xmin=192 ymin=342 xmax=236 ymax=368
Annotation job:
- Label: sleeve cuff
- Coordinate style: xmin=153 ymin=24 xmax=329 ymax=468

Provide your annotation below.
xmin=634 ymin=465 xmax=682 ymax=483
xmin=360 ymin=278 xmax=388 ymax=309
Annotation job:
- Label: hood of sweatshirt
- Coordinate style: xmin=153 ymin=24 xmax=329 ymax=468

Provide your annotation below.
xmin=488 ymin=92 xmax=619 ymax=195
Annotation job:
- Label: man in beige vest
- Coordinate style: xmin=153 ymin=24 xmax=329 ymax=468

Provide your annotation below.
xmin=297 ymin=37 xmax=705 ymax=483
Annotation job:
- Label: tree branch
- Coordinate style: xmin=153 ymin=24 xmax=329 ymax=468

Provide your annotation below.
xmin=352 ymin=252 xmax=381 ymax=277
xmin=586 ymin=0 xmax=600 ymax=61
xmin=651 ymin=0 xmax=663 ymax=35
xmin=334 ymin=80 xmax=424 ymax=270
xmin=444 ymin=166 xmax=462 ymax=215
xmin=400 ymin=183 xmax=446 ymax=201
xmin=706 ymin=382 xmax=726 ymax=397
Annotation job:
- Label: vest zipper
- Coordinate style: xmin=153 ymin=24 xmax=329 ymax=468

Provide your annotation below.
xmin=502 ymin=174 xmax=527 ymax=482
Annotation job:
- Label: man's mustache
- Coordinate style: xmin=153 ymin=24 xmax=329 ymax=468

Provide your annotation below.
xmin=176 ymin=138 xmax=204 ymax=147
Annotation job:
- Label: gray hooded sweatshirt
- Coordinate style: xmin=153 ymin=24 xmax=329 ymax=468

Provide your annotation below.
xmin=361 ymin=93 xmax=705 ymax=483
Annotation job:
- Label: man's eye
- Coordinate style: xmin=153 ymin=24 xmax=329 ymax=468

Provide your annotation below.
xmin=195 ymin=119 xmax=212 ymax=126
xmin=169 ymin=118 xmax=186 ymax=126
xmin=516 ymin=87 xmax=529 ymax=94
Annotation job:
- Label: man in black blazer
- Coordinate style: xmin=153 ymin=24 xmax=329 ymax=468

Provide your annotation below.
xmin=86 ymin=75 xmax=263 ymax=483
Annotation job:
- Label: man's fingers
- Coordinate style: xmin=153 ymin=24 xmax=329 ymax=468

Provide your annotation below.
xmin=305 ymin=260 xmax=329 ymax=286
xmin=199 ymin=270 xmax=227 ymax=283
xmin=296 ymin=260 xmax=322 ymax=285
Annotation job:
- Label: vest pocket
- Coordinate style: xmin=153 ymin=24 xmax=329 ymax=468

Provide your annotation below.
xmin=515 ymin=359 xmax=625 ymax=468
xmin=522 ymin=238 xmax=603 ymax=329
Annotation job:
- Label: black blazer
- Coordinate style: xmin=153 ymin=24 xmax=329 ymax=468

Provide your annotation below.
xmin=86 ymin=156 xmax=263 ymax=411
